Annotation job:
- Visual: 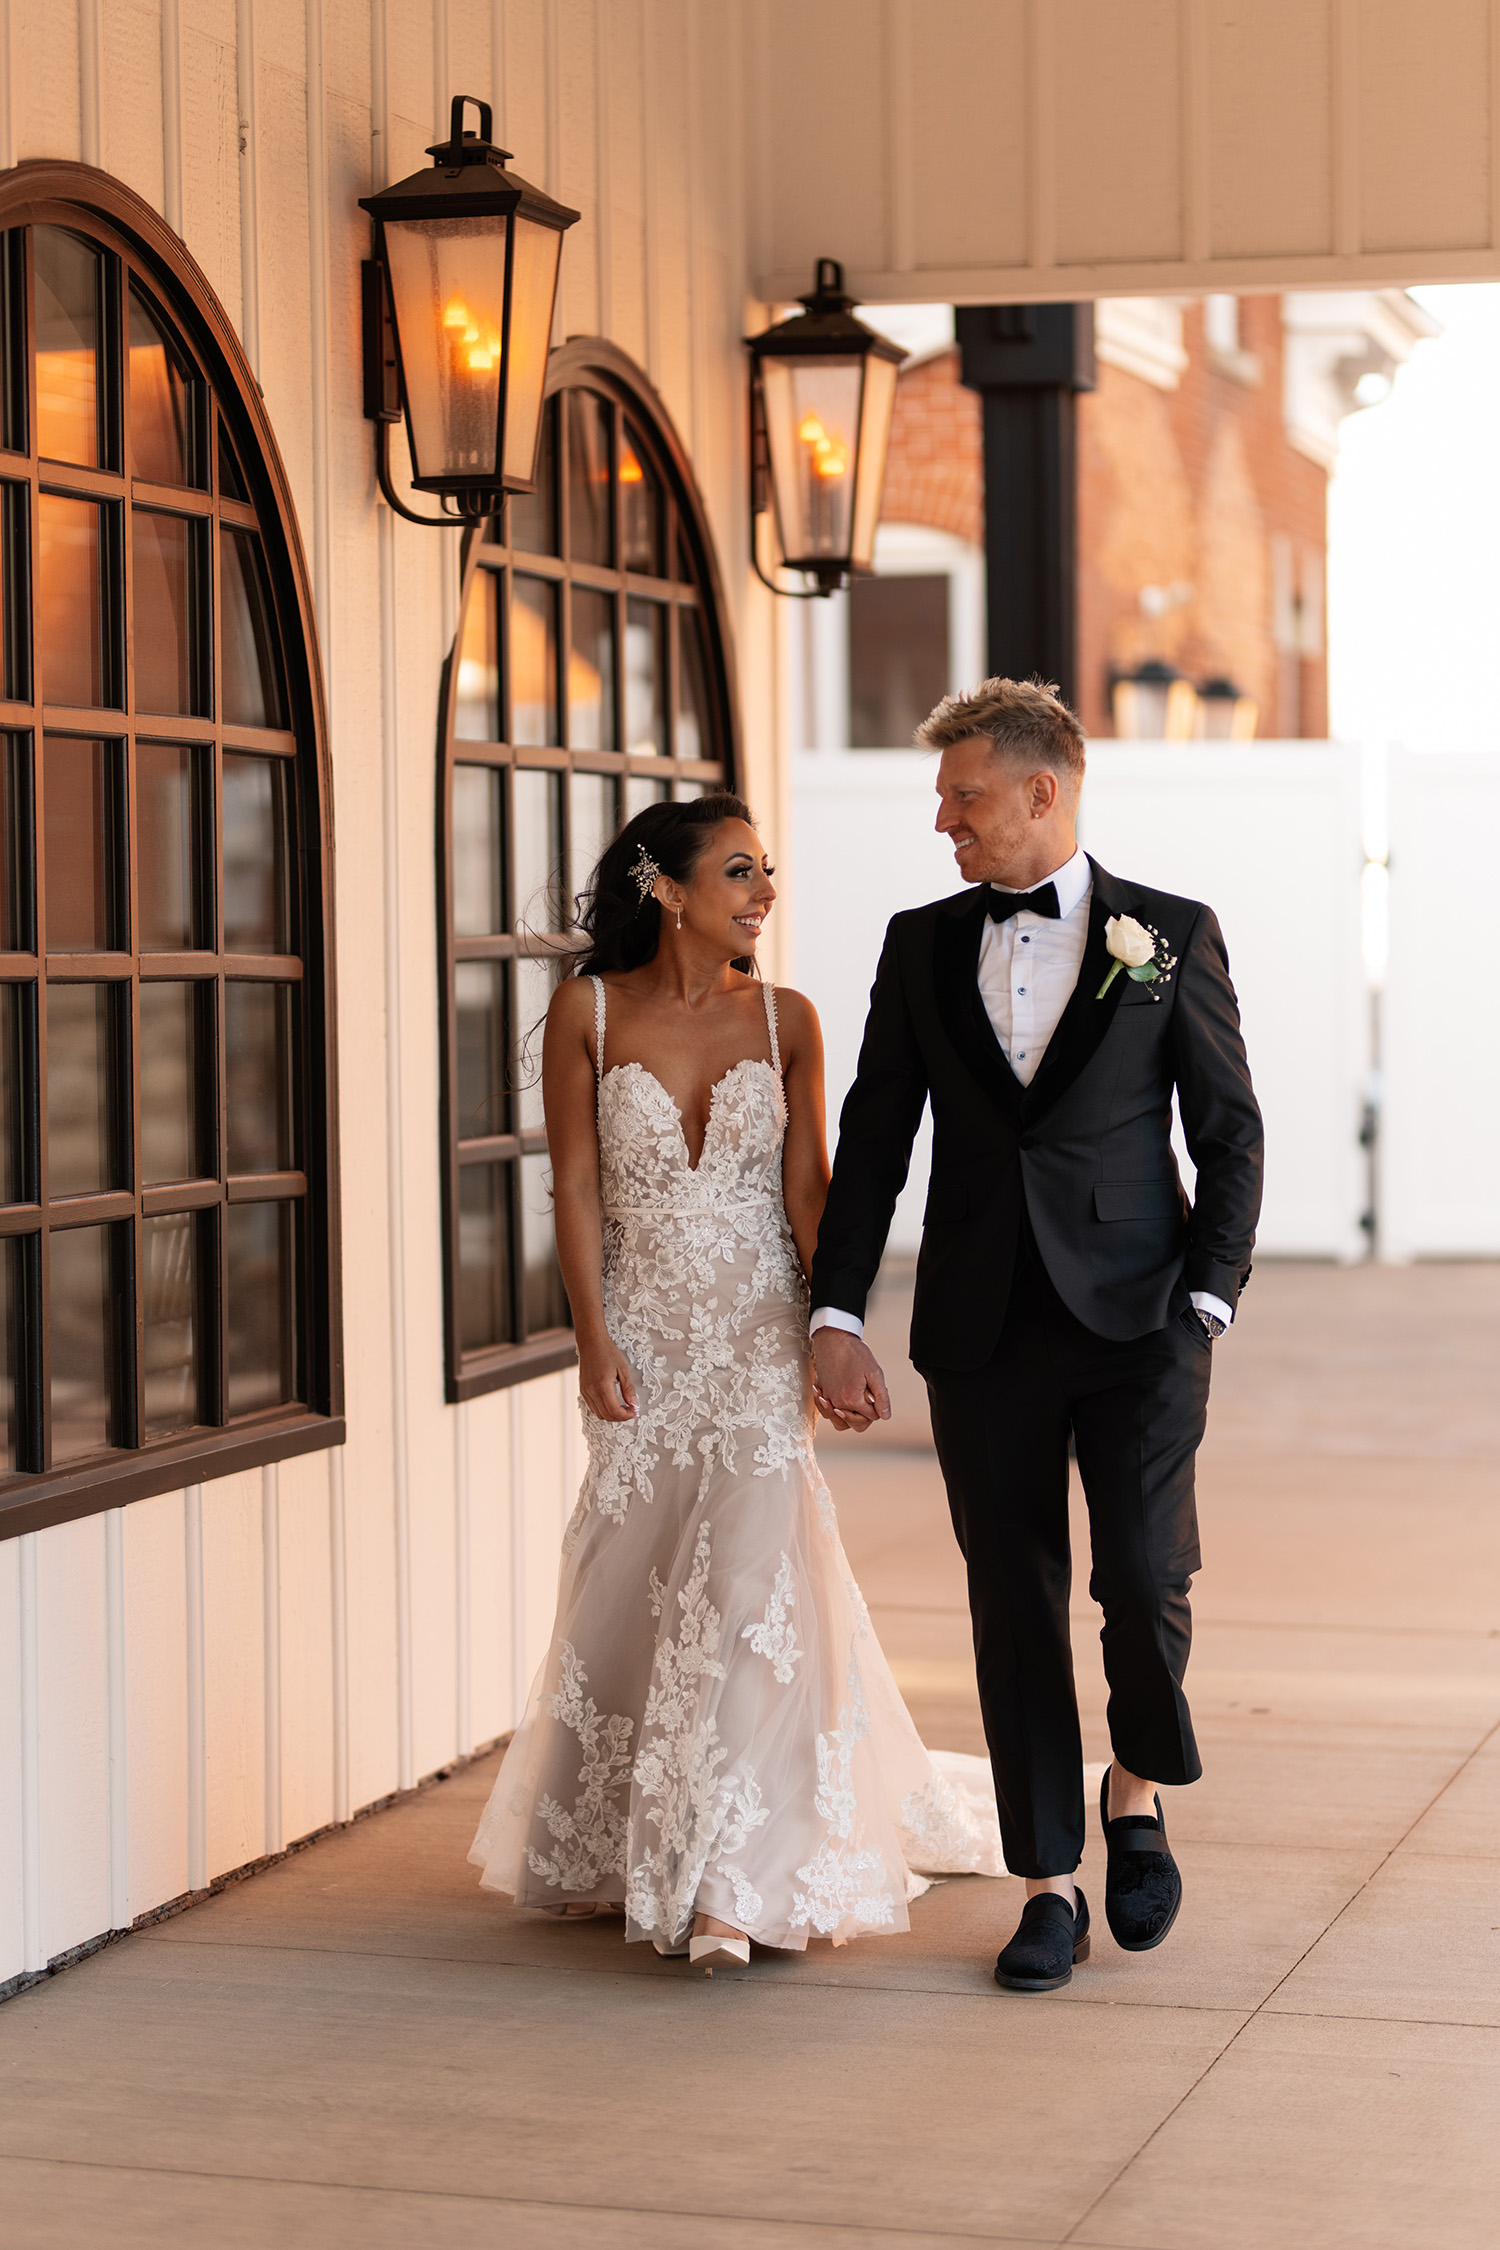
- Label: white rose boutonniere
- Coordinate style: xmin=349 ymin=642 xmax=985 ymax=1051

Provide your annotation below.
xmin=1097 ymin=914 xmax=1178 ymax=1001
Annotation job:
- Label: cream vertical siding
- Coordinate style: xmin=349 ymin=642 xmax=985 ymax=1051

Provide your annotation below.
xmin=754 ymin=0 xmax=1500 ymax=303
xmin=0 ymin=0 xmax=771 ymax=1988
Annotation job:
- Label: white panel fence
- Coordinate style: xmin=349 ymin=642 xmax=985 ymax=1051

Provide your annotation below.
xmin=793 ymin=743 xmax=1495 ymax=1266
xmin=1079 ymin=745 xmax=1370 ymax=1261
xmin=1380 ymin=749 xmax=1500 ymax=1258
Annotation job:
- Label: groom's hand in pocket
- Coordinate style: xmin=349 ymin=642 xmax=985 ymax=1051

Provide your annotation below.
xmin=812 ymin=1329 xmax=892 ymax=1434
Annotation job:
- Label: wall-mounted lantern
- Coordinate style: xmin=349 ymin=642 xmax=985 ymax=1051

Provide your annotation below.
xmin=746 ymin=259 xmax=904 ymax=596
xmin=1195 ymin=675 xmax=1258 ymax=739
xmin=1111 ymin=658 xmax=1198 ymax=740
xmin=360 ymin=96 xmax=579 ymax=524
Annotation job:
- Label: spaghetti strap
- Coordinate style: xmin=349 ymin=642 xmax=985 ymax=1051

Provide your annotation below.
xmin=762 ymin=979 xmax=782 ymax=1078
xmin=590 ymin=975 xmax=606 ymax=1088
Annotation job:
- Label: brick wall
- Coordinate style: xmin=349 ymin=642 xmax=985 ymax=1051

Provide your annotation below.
xmin=877 ymin=301 xmax=1330 ymax=738
xmin=879 ymin=347 xmax=984 ymax=550
xmin=1077 ymin=297 xmax=1328 ymax=738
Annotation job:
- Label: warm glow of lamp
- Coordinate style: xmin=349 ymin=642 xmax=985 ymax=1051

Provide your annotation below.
xmin=360 ymin=94 xmax=579 ymax=521
xmin=746 ymin=259 xmax=903 ymax=595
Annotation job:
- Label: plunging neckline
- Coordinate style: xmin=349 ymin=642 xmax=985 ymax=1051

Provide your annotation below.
xmin=602 ymin=1057 xmax=778 ymax=1176
xmin=592 ymin=975 xmax=784 ymax=1178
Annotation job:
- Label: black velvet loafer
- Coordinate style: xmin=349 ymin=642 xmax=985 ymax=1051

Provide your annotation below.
xmin=1099 ymin=1767 xmax=1182 ymax=1952
xmin=994 ymin=1888 xmax=1091 ymax=1992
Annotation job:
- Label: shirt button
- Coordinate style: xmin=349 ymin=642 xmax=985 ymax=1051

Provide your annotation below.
xmin=1017 ymin=1051 xmax=1026 ymax=1060
xmin=1017 ymin=987 xmax=1026 ymax=995
xmin=1021 ymin=934 xmax=1030 ymax=943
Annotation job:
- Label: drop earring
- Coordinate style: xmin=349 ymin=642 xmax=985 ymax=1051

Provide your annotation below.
xmin=675 ymin=907 xmax=683 ymax=930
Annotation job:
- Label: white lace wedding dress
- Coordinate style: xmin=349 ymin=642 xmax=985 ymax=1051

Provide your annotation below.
xmin=469 ymin=977 xmax=1006 ymax=1949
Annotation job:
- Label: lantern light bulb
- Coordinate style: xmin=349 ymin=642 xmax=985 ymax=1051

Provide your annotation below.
xmin=464 ymin=324 xmax=501 ymax=373
xmin=443 ymin=295 xmax=470 ymax=331
xmin=798 ymin=413 xmax=827 ymax=446
xmin=620 ymin=445 xmax=644 ymax=484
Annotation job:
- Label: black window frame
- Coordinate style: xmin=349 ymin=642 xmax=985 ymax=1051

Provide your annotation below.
xmin=437 ymin=340 xmax=740 ymax=1402
xmin=0 ymin=165 xmax=341 ymax=1539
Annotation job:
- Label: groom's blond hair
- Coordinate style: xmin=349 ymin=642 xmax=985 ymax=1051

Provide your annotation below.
xmin=915 ymin=676 xmax=1086 ymax=790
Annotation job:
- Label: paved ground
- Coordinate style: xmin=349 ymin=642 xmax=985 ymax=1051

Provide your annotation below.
xmin=4 ymin=1263 xmax=1498 ymax=2248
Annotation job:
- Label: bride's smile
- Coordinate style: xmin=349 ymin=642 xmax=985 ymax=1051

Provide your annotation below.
xmin=659 ymin=821 xmax=777 ymax=958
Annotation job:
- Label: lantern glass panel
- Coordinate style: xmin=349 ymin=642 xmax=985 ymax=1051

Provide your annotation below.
xmin=501 ymin=215 xmax=561 ymax=489
xmin=760 ymin=356 xmax=863 ymax=565
xmin=851 ymin=355 xmax=897 ymax=571
xmin=384 ymin=215 xmax=510 ymax=483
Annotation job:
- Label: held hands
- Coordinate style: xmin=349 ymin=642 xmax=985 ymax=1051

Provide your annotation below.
xmin=578 ymin=1337 xmax=638 ymax=1423
xmin=811 ymin=1328 xmax=892 ymax=1435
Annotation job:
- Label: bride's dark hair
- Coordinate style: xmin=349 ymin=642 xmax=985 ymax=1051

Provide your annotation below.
xmin=572 ymin=793 xmax=759 ymax=977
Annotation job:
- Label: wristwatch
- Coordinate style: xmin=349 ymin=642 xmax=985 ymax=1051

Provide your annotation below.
xmin=1197 ymin=1311 xmax=1227 ymax=1339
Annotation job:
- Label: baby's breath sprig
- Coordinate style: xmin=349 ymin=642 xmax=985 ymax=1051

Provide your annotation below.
xmin=1098 ymin=914 xmax=1178 ymax=1002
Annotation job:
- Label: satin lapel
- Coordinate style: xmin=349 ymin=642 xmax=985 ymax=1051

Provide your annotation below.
xmin=1022 ymin=860 xmax=1128 ymax=1125
xmin=932 ymin=891 xmax=1024 ymax=1128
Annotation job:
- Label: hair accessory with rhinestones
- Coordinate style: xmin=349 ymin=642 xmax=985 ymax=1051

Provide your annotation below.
xmin=631 ymin=845 xmax=661 ymax=905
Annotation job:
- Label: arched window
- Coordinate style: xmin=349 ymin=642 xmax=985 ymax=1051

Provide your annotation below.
xmin=438 ymin=341 xmax=739 ymax=1399
xmin=0 ymin=168 xmax=340 ymax=1532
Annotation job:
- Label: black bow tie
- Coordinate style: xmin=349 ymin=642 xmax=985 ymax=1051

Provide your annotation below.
xmin=987 ymin=881 xmax=1060 ymax=923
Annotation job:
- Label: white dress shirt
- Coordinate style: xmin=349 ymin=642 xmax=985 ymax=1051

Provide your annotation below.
xmin=977 ymin=842 xmax=1093 ymax=1087
xmin=812 ymin=844 xmax=1232 ymax=1337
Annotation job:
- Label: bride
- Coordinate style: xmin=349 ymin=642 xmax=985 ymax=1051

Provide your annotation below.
xmin=469 ymin=793 xmax=1004 ymax=1967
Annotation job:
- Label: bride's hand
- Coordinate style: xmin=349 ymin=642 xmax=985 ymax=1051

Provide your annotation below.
xmin=811 ymin=1329 xmax=891 ymax=1434
xmin=812 ymin=1382 xmax=872 ymax=1434
xmin=579 ymin=1342 xmax=638 ymax=1423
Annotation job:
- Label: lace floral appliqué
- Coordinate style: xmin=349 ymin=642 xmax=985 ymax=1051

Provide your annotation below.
xmin=742 ymin=1552 xmax=803 ymax=1684
xmin=790 ymin=1658 xmax=893 ymax=1934
xmin=524 ymin=1643 xmax=634 ymax=1894
xmin=626 ymin=1522 xmax=770 ymax=1937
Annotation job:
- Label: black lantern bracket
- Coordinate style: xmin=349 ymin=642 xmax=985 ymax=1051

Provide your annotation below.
xmin=360 ymin=94 xmax=580 ymax=527
xmin=745 ymin=257 xmax=905 ymax=599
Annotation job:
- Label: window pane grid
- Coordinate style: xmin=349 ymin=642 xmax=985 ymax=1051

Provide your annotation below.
xmin=0 ymin=217 xmax=316 ymax=1486
xmin=441 ymin=372 xmax=733 ymax=1396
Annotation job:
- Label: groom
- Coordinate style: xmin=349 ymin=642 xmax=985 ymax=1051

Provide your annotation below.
xmin=810 ymin=678 xmax=1263 ymax=1992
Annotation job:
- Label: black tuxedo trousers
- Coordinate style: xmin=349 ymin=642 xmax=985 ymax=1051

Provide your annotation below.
xmin=925 ymin=1214 xmax=1209 ymax=1876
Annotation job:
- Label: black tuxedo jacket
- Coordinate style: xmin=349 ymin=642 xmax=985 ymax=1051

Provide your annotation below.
xmin=809 ymin=859 xmax=1264 ymax=1371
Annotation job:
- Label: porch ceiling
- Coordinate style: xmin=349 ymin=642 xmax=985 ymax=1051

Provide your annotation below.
xmin=752 ymin=0 xmax=1500 ymax=305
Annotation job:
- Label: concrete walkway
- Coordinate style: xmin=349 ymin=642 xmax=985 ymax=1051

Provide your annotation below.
xmin=4 ymin=1264 xmax=1498 ymax=2248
